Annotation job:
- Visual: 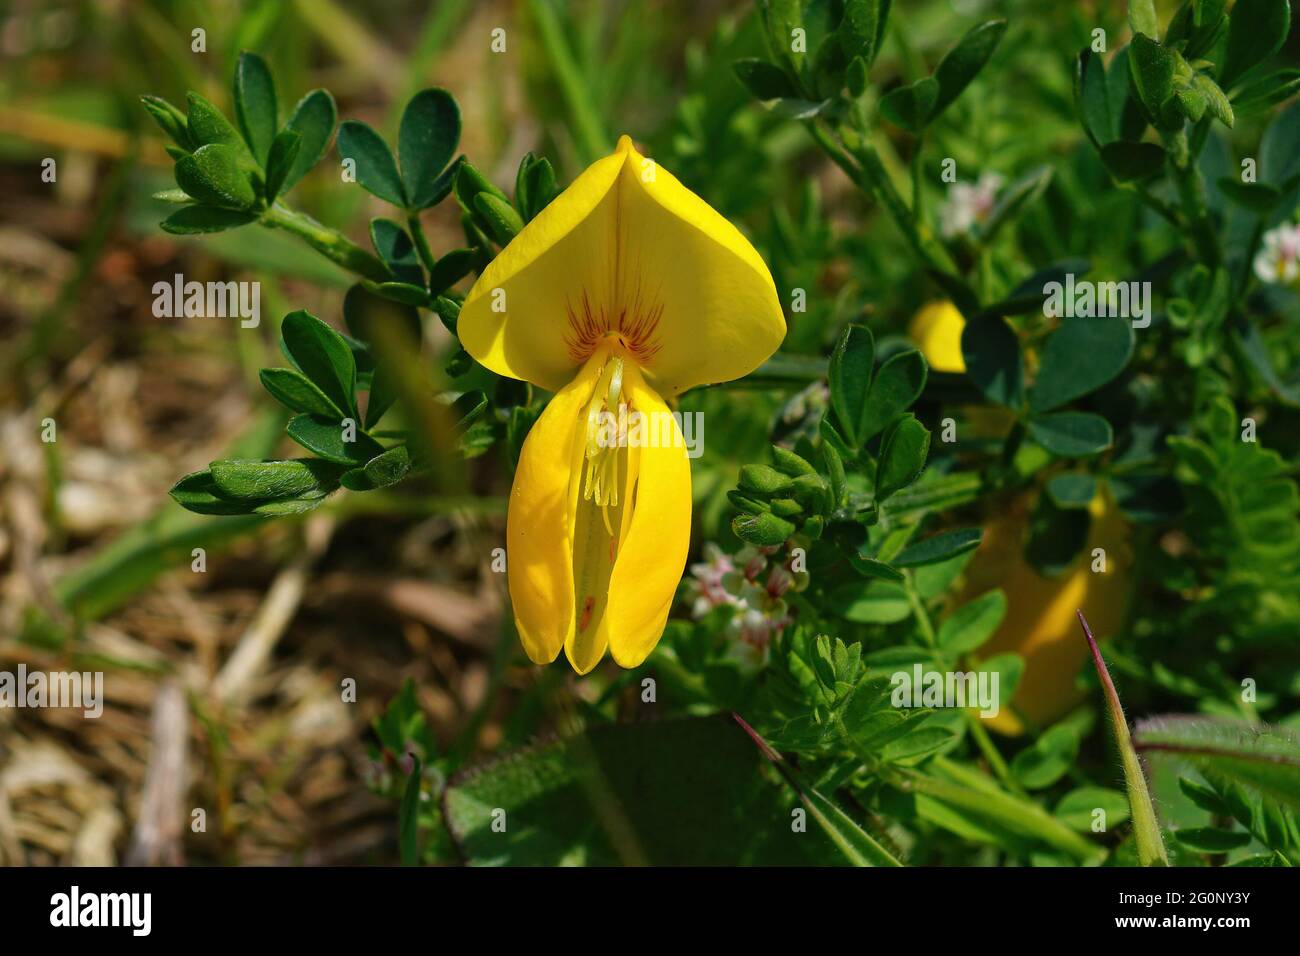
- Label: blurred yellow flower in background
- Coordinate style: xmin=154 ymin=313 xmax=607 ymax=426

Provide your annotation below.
xmin=908 ymin=301 xmax=1132 ymax=735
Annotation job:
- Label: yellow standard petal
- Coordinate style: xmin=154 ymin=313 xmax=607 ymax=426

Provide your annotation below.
xmin=459 ymin=135 xmax=786 ymax=397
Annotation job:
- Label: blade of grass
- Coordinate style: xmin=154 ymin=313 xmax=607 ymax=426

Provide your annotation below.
xmin=1078 ymin=609 xmax=1169 ymax=866
xmin=734 ymin=713 xmax=904 ymax=866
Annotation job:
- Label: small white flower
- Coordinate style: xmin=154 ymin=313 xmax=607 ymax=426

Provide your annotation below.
xmin=1253 ymin=223 xmax=1300 ymax=285
xmin=939 ymin=172 xmax=1003 ymax=238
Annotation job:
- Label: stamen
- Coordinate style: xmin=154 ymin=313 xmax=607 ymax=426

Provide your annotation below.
xmin=581 ymin=356 xmax=627 ymax=538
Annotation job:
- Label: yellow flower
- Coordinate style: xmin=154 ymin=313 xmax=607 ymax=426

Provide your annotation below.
xmin=907 ymin=301 xmax=1133 ymax=735
xmin=954 ymin=490 xmax=1132 ymax=736
xmin=460 ymin=135 xmax=785 ymax=673
xmin=907 ymin=300 xmax=967 ymax=373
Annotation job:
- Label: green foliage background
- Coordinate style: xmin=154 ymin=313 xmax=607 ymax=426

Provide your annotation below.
xmin=3 ymin=0 xmax=1299 ymax=867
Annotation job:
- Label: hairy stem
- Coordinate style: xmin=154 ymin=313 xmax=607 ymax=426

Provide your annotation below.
xmin=262 ymin=203 xmax=391 ymax=282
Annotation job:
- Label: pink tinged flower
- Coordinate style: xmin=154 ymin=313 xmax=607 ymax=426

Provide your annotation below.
xmin=1253 ymin=224 xmax=1300 ymax=285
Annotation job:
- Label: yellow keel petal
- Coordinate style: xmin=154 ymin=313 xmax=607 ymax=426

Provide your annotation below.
xmin=604 ymin=367 xmax=691 ymax=667
xmin=506 ymin=358 xmax=604 ymax=664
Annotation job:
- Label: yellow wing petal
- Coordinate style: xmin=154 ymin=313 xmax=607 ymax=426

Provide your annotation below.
xmin=506 ymin=358 xmax=604 ymax=664
xmin=604 ymin=367 xmax=691 ymax=667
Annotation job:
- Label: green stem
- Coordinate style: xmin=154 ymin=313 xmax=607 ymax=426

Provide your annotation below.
xmin=1160 ymin=128 xmax=1219 ymax=267
xmin=407 ymin=213 xmax=440 ymax=276
xmin=902 ymin=574 xmax=938 ymax=649
xmin=805 ymin=121 xmax=977 ymax=315
xmin=262 ymin=203 xmax=391 ymax=282
xmin=965 ymin=712 xmax=1017 ymax=792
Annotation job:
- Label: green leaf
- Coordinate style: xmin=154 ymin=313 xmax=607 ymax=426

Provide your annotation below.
xmin=259 ymin=367 xmax=344 ymax=418
xmin=930 ymin=19 xmax=1007 ymax=120
xmin=169 ymin=469 xmax=266 ymax=516
xmin=1028 ymin=316 xmax=1134 ymax=412
xmin=860 ymin=349 xmax=927 ymax=443
xmin=1012 ymin=726 xmax=1079 ymax=790
xmin=263 ymin=129 xmax=301 ymax=202
xmin=1216 ymin=178 xmax=1284 ymax=213
xmin=399 ymin=88 xmax=461 ymax=209
xmin=399 ymin=756 xmax=421 ymax=866
xmin=337 ymin=120 xmax=407 ymax=206
xmin=1134 ymin=716 xmax=1300 ymax=810
xmin=1079 ymin=611 xmax=1169 ymax=866
xmin=894 ymin=528 xmax=983 ymax=567
xmin=209 ymin=458 xmax=342 ymax=500
xmin=732 ymin=58 xmax=798 ymax=100
xmin=286 ymin=414 xmax=384 ymax=464
xmin=363 ymin=280 xmax=431 ymax=307
xmin=1055 ymin=787 xmax=1130 ymax=832
xmin=342 ymin=445 xmax=412 ymax=491
xmin=368 ymin=219 xmax=423 ymax=284
xmin=1192 ymin=72 xmax=1234 ymax=127
xmin=828 ymin=323 xmax=874 ymax=446
xmin=472 ymin=192 xmax=524 ymax=245
xmin=839 ymin=0 xmax=882 ymax=66
xmin=961 ymin=315 xmax=1023 ymax=407
xmin=938 ymin=590 xmax=1005 ymax=655
xmin=1128 ymin=34 xmax=1176 ymax=119
xmin=1028 ymin=412 xmax=1114 ymax=458
xmin=442 ymin=715 xmax=844 ymax=865
xmin=878 ymin=77 xmax=939 ymax=132
xmin=1261 ymin=100 xmax=1300 ymax=186
xmin=1099 ymin=140 xmax=1166 ymax=182
xmin=1220 ymin=0 xmax=1291 ymax=89
xmin=851 ymin=557 xmax=905 ymax=583
xmin=1075 ymin=48 xmax=1114 ymax=148
xmin=1178 ymin=776 xmax=1231 ymax=816
xmin=281 ymin=89 xmax=337 ymax=194
xmin=518 ymin=154 xmax=559 ymax=221
xmin=876 ymin=414 xmax=930 ymax=500
xmin=428 ymin=248 xmax=476 ymax=295
xmin=838 ymin=581 xmax=912 ymax=623
xmin=280 ymin=309 xmax=357 ymax=418
xmin=1046 ymin=472 xmax=1097 ymax=509
xmin=233 ymin=51 xmax=277 ymax=166
xmin=1174 ymin=827 xmax=1252 ymax=852
xmin=1128 ymin=0 xmax=1158 ymax=38
xmin=174 ymin=144 xmax=257 ymax=210
xmin=1231 ymin=69 xmax=1300 ymax=116
xmin=185 ymin=92 xmax=253 ymax=164
xmin=139 ymin=95 xmax=194 ymax=151
xmin=159 ymin=205 xmax=257 ymax=235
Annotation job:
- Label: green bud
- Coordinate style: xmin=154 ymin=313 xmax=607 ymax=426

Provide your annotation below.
xmin=732 ymin=511 xmax=795 ymax=547
xmin=772 ymin=445 xmax=816 ymax=477
xmin=727 ymin=490 xmax=770 ymax=513
xmin=791 ymin=473 xmax=832 ymax=514
xmin=770 ymin=497 xmax=804 ymax=518
xmin=739 ymin=464 xmax=794 ymax=496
